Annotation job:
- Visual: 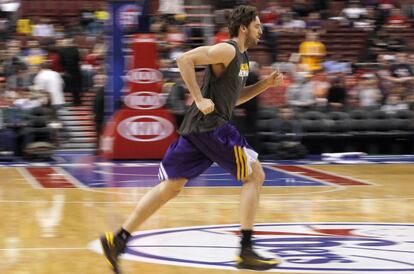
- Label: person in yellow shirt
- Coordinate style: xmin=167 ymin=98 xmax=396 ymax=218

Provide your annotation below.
xmin=16 ymin=18 xmax=32 ymax=35
xmin=299 ymin=31 xmax=326 ymax=72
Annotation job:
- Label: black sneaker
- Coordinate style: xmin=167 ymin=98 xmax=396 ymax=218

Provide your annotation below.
xmin=236 ymin=247 xmax=280 ymax=271
xmin=100 ymin=232 xmax=126 ymax=274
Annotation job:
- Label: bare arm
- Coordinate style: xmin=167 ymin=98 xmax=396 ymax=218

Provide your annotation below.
xmin=176 ymin=43 xmax=235 ymax=114
xmin=236 ymin=70 xmax=284 ymax=106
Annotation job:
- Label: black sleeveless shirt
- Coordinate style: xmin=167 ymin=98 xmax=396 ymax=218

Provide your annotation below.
xmin=178 ymin=40 xmax=249 ymax=135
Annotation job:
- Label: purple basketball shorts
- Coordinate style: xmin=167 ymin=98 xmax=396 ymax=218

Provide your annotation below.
xmin=159 ymin=123 xmax=258 ymax=181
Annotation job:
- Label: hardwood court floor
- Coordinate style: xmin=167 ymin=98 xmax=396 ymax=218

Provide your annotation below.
xmin=1 ymin=161 xmax=414 ymax=274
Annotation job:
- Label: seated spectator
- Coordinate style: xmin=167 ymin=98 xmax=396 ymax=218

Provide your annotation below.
xmin=327 ymin=76 xmax=347 ymax=110
xmin=323 ymin=56 xmax=352 ymax=74
xmin=292 ymin=0 xmax=310 ymax=18
xmin=32 ymin=18 xmax=55 ymax=37
xmin=214 ymin=26 xmax=230 ymax=44
xmin=342 ymin=1 xmax=368 ymax=22
xmin=385 ymin=8 xmax=409 ymax=28
xmin=287 ymin=73 xmax=316 ymax=110
xmin=381 ymin=93 xmax=409 ymax=114
xmin=383 ymin=52 xmax=414 ymax=96
xmin=358 ymin=73 xmax=382 ymax=109
xmin=260 ymin=0 xmax=285 ymax=27
xmin=22 ymin=40 xmax=46 ymax=67
xmin=307 ymin=12 xmax=323 ymax=30
xmin=299 ymin=31 xmax=326 ymax=72
xmin=281 ymin=12 xmax=307 ymax=30
xmin=13 ymin=88 xmax=42 ymax=110
xmin=33 ymin=61 xmax=65 ymax=115
xmin=16 ymin=18 xmax=32 ymax=36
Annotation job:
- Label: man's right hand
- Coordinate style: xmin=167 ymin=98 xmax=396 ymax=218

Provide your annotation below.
xmin=195 ymin=98 xmax=215 ymax=115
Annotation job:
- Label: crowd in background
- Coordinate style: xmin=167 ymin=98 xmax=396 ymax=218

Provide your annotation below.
xmin=1 ymin=0 xmax=414 ymax=158
xmin=0 ymin=2 xmax=108 ymax=158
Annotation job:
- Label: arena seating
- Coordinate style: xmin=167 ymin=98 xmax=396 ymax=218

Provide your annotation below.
xmin=256 ymin=108 xmax=414 ymax=157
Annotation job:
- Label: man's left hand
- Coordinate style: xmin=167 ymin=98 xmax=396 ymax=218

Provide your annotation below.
xmin=266 ymin=70 xmax=284 ymax=88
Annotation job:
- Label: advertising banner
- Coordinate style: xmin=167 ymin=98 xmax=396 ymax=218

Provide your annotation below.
xmin=102 ymin=1 xmax=178 ymax=159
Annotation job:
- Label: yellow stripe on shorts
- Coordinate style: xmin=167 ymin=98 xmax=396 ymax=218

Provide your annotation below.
xmin=234 ymin=145 xmax=240 ymax=180
xmin=238 ymin=146 xmax=247 ymax=180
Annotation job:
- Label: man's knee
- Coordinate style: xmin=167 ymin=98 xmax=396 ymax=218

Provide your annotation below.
xmin=245 ymin=161 xmax=265 ymax=184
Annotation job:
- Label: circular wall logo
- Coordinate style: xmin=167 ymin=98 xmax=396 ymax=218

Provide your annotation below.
xmin=90 ymin=223 xmax=414 ymax=272
xmin=117 ymin=115 xmax=174 ymax=142
xmin=124 ymin=91 xmax=166 ymax=110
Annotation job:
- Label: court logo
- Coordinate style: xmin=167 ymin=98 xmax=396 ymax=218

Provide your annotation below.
xmin=127 ymin=68 xmax=163 ymax=84
xmin=124 ymin=91 xmax=166 ymax=110
xmin=89 ymin=223 xmax=414 ymax=272
xmin=117 ymin=115 xmax=174 ymax=142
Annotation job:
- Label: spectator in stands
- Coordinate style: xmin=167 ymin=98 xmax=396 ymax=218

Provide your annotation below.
xmin=0 ymin=71 xmax=5 ymax=93
xmin=92 ymin=72 xmax=106 ymax=143
xmin=13 ymin=88 xmax=42 ymax=110
xmin=307 ymin=12 xmax=323 ymax=30
xmin=270 ymin=106 xmax=306 ymax=159
xmin=32 ymin=18 xmax=55 ymax=38
xmin=353 ymin=6 xmax=378 ymax=30
xmin=33 ymin=61 xmax=65 ymax=116
xmin=280 ymin=12 xmax=306 ymax=30
xmin=45 ymin=44 xmax=63 ymax=74
xmin=79 ymin=3 xmax=96 ymax=36
xmin=381 ymin=93 xmax=409 ymax=114
xmin=311 ymin=0 xmax=328 ymax=12
xmin=327 ymin=76 xmax=347 ymax=110
xmin=345 ymin=74 xmax=360 ymax=108
xmin=21 ymin=93 xmax=58 ymax=159
xmin=260 ymin=0 xmax=285 ymax=27
xmin=22 ymin=39 xmax=45 ymax=67
xmin=409 ymin=53 xmax=414 ymax=74
xmin=214 ymin=26 xmax=230 ymax=44
xmin=309 ymin=71 xmax=330 ymax=108
xmin=58 ymin=38 xmax=82 ymax=106
xmin=358 ymin=73 xmax=382 ymax=109
xmin=292 ymin=0 xmax=310 ymax=18
xmin=158 ymin=0 xmax=185 ymax=24
xmin=16 ymin=17 xmax=32 ymax=36
xmin=165 ymin=24 xmax=187 ymax=60
xmin=299 ymin=30 xmax=326 ymax=72
xmin=94 ymin=3 xmax=110 ymax=35
xmin=323 ymin=54 xmax=352 ymax=74
xmin=341 ymin=0 xmax=368 ymax=26
xmin=287 ymin=73 xmax=316 ymax=110
xmin=0 ymin=0 xmax=19 ymax=39
xmin=6 ymin=62 xmax=31 ymax=91
xmin=3 ymin=44 xmax=23 ymax=77
xmin=384 ymin=52 xmax=414 ymax=97
xmin=385 ymin=8 xmax=410 ymax=28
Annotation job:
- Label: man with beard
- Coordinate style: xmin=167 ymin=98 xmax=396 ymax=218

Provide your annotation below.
xmin=100 ymin=6 xmax=284 ymax=273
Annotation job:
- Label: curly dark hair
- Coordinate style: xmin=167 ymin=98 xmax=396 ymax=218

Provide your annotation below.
xmin=228 ymin=5 xmax=258 ymax=38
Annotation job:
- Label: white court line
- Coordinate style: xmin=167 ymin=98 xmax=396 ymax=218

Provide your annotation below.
xmin=54 ymin=167 xmax=87 ymax=189
xmin=0 ymin=247 xmax=88 ymax=251
xmin=59 ymin=183 xmax=348 ymax=197
xmin=17 ymin=167 xmax=42 ymax=188
xmin=301 ymin=165 xmax=379 ymax=186
xmin=1 ymin=196 xmax=414 ymax=204
xmin=265 ymin=165 xmax=347 ymax=189
xmin=93 ymin=170 xmax=230 ymax=177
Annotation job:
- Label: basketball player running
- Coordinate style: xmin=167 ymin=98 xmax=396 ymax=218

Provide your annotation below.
xmin=100 ymin=5 xmax=284 ymax=273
